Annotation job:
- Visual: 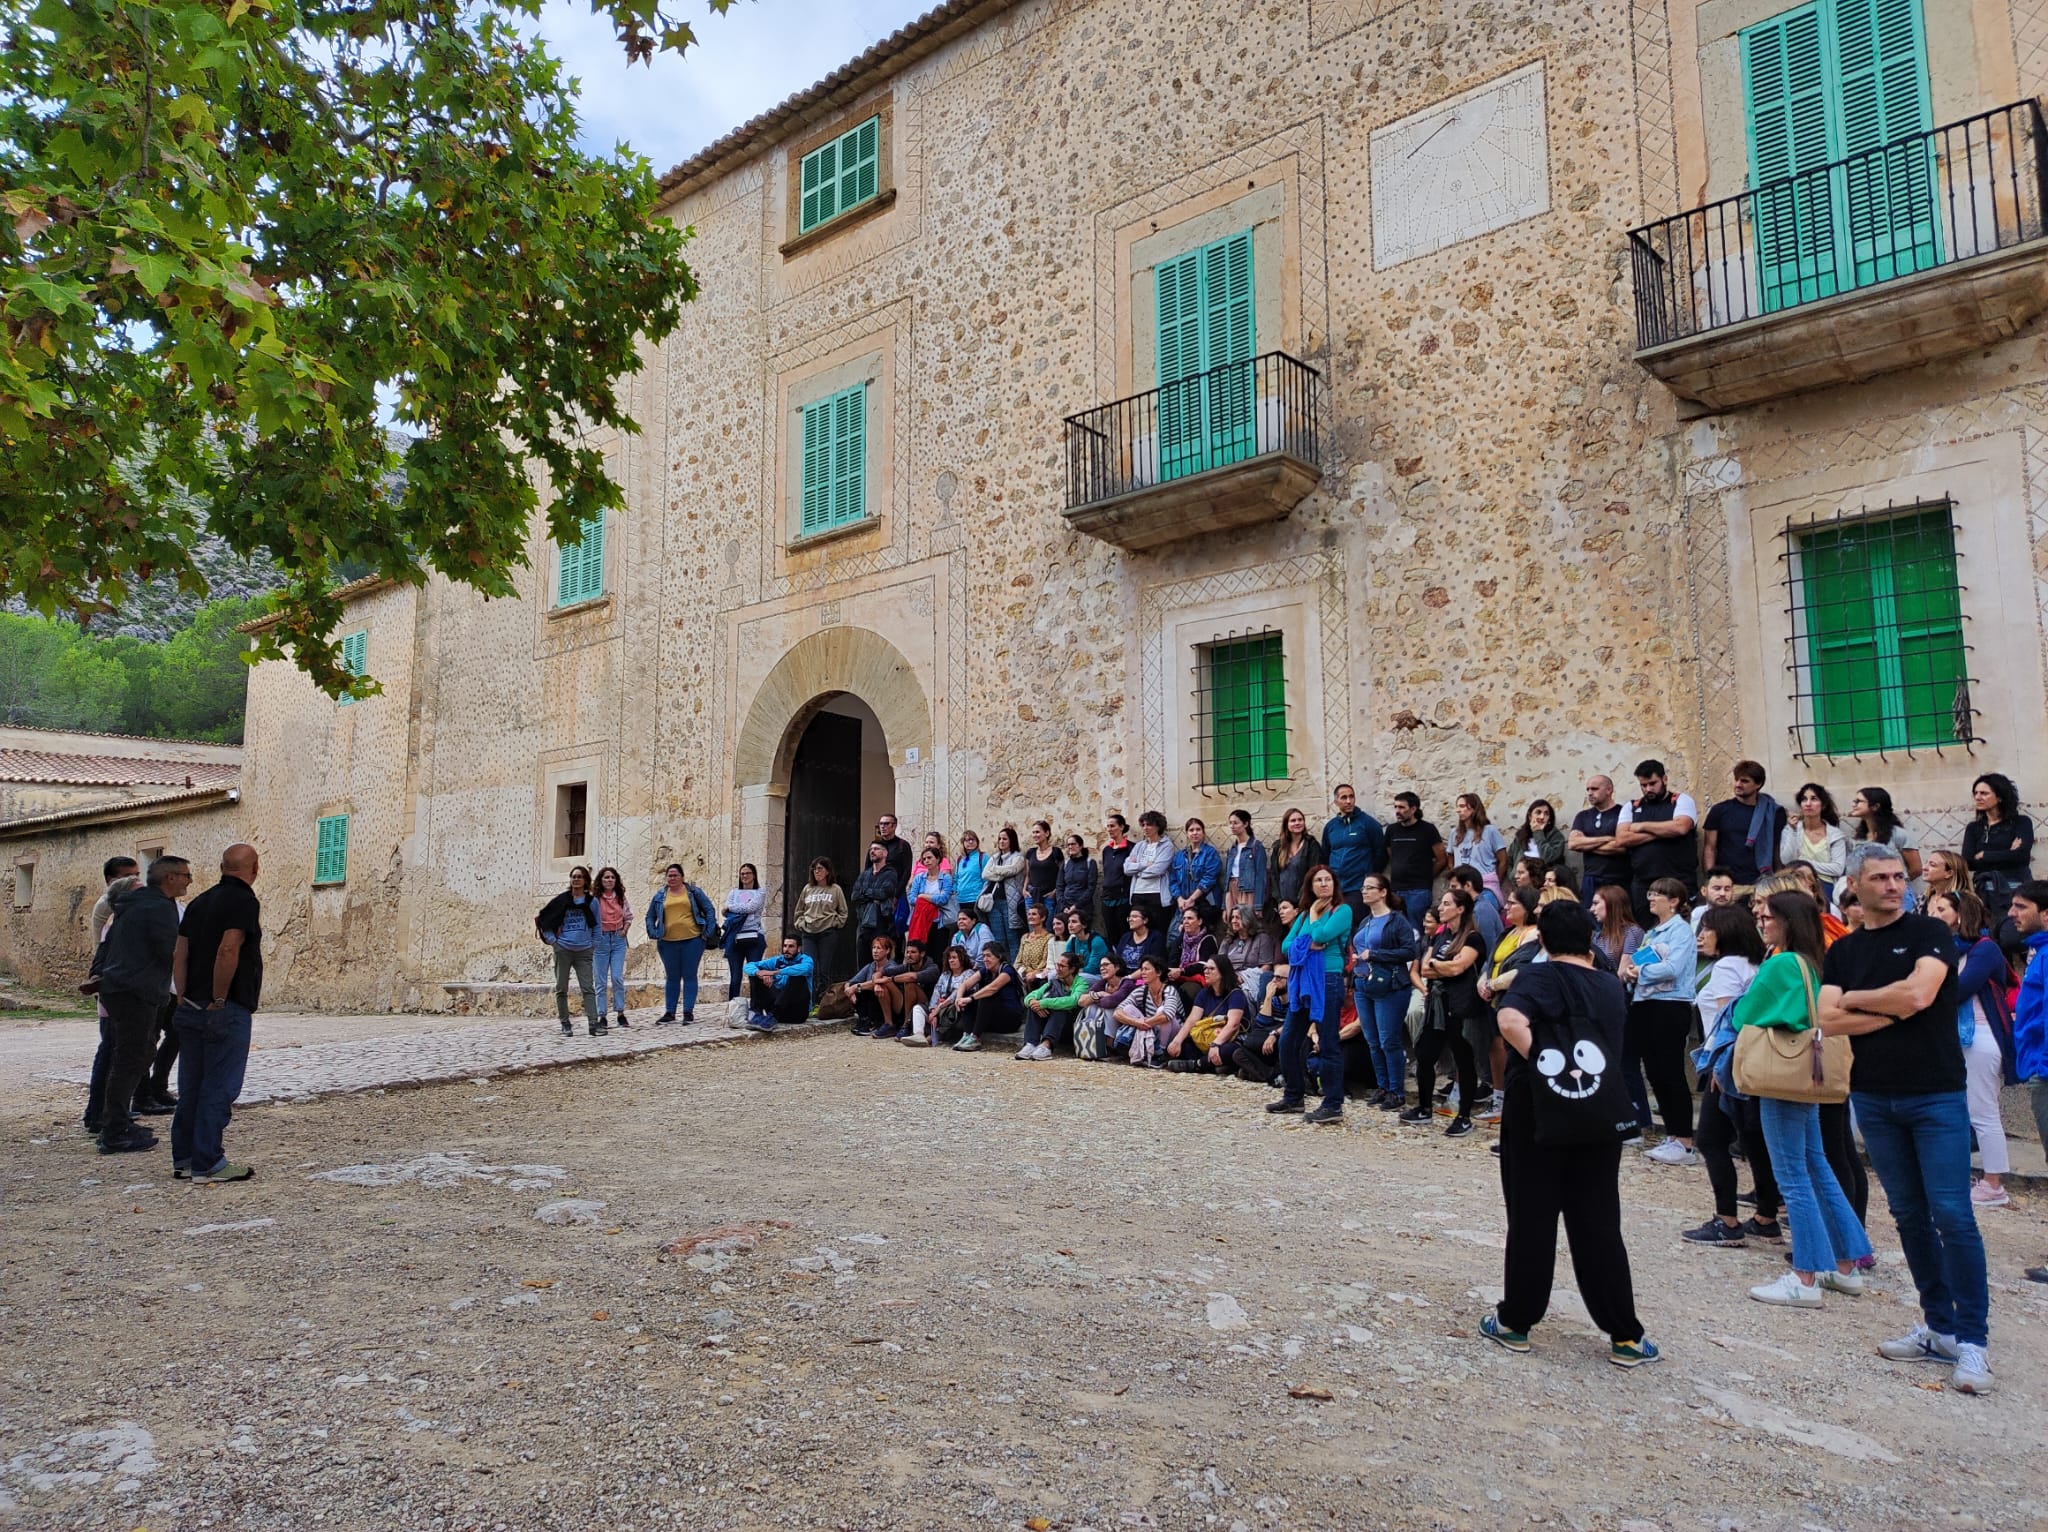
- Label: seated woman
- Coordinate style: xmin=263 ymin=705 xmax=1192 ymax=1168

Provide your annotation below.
xmin=1018 ymin=950 xmax=1086 ymax=1060
xmin=1063 ymin=906 xmax=1110 ymax=977
xmin=1230 ymin=960 xmax=1290 ymax=1084
xmin=952 ymin=942 xmax=1024 ymax=1053
xmin=921 ymin=944 xmax=976 ymax=1048
xmin=1166 ymin=954 xmax=1248 ymax=1073
xmin=1167 ymin=904 xmax=1220 ymax=1003
xmin=1119 ymin=905 xmax=1167 ymax=975
xmin=1112 ymin=954 xmax=1185 ymax=1067
xmin=847 ymin=932 xmax=902 ymax=1037
xmin=1221 ymin=904 xmax=1279 ymax=1009
xmin=1012 ymin=901 xmax=1054 ymax=989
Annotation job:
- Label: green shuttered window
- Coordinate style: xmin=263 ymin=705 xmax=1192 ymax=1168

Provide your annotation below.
xmin=1742 ymin=0 xmax=1934 ymax=312
xmin=1155 ymin=230 xmax=1256 ymax=482
xmin=799 ymin=115 xmax=881 ymax=234
xmin=1201 ymin=632 xmax=1288 ymax=787
xmin=337 ymin=629 xmax=367 ymax=705
xmin=799 ymin=383 xmax=867 ymax=534
xmin=314 ymin=813 xmax=350 ymax=885
xmin=1793 ymin=505 xmax=1971 ymax=756
xmin=555 ymin=515 xmax=605 ymax=607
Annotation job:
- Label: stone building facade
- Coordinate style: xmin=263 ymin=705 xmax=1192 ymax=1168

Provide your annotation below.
xmin=8 ymin=0 xmax=2048 ymax=1006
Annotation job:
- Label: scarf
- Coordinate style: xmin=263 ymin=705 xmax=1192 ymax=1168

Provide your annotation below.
xmin=1284 ymin=923 xmax=1329 ymax=1022
xmin=1745 ymin=793 xmax=1780 ymax=872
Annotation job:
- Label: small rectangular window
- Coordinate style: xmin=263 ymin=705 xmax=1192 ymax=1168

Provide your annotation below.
xmin=1786 ymin=500 xmax=1974 ymax=757
xmin=1198 ymin=630 xmax=1289 ymax=787
xmin=555 ymin=515 xmax=605 ymax=607
xmin=337 ymin=629 xmax=368 ymax=705
xmin=137 ymin=845 xmax=164 ymax=875
xmin=798 ymin=114 xmax=881 ymax=234
xmin=314 ymin=814 xmax=350 ymax=885
xmin=12 ymin=861 xmax=33 ymax=908
xmin=799 ymin=384 xmax=867 ymax=534
xmin=554 ymin=782 xmax=589 ymax=860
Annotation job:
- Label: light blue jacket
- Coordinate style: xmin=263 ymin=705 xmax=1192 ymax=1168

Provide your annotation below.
xmin=1631 ymin=914 xmax=1697 ymax=1001
xmin=744 ymin=951 xmax=813 ymax=989
xmin=909 ymin=868 xmax=954 ymax=907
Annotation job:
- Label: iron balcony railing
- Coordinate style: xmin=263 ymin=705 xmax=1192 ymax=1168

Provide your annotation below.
xmin=1628 ymin=99 xmax=2048 ymax=350
xmin=1063 ymin=351 xmax=1322 ymax=511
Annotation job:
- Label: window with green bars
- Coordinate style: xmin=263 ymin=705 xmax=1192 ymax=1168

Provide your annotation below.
xmin=336 ymin=629 xmax=367 ymax=705
xmin=1198 ymin=630 xmax=1289 ymax=788
xmin=799 ymin=383 xmax=867 ymax=535
xmin=555 ymin=514 xmax=605 ymax=607
xmin=314 ymin=813 xmax=350 ymax=885
xmin=798 ymin=115 xmax=881 ymax=235
xmin=1787 ymin=501 xmax=1975 ymax=757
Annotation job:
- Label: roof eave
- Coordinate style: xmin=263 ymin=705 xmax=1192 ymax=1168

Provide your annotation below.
xmin=0 ymin=786 xmax=239 ymax=839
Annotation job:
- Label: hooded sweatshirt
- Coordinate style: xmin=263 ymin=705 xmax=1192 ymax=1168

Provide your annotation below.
xmin=96 ymin=882 xmax=182 ymax=999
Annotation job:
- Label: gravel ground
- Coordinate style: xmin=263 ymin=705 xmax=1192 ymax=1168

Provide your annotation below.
xmin=3 ymin=1029 xmax=2044 ymax=1532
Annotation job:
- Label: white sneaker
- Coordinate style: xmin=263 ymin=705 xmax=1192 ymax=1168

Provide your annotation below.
xmin=1749 ymin=1271 xmax=1823 ymax=1307
xmin=1029 ymin=1043 xmax=1053 ymax=1060
xmin=1817 ymin=1268 xmax=1865 ymax=1296
xmin=1877 ymin=1323 xmax=1960 ymax=1363
xmin=1949 ymin=1341 xmax=1994 ymax=1394
xmin=1645 ymin=1140 xmax=1700 ymax=1166
xmin=1014 ymin=1042 xmax=1035 ymax=1060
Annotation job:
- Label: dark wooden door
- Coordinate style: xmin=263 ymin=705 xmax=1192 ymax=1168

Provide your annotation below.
xmin=784 ymin=709 xmax=864 ymax=986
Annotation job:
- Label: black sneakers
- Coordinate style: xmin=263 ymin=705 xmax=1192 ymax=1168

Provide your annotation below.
xmin=1265 ymin=1099 xmax=1304 ymax=1115
xmin=1444 ymin=1115 xmax=1475 ymax=1138
xmin=1303 ymin=1105 xmax=1344 ymax=1126
xmin=1682 ymin=1217 xmax=1747 ymax=1247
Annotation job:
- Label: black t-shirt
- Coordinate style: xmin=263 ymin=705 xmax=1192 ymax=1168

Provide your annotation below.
xmin=1498 ymin=960 xmax=1629 ymax=1091
xmin=1571 ymin=805 xmax=1630 ymax=885
xmin=180 ymin=874 xmax=264 ymax=1010
xmin=1820 ymin=913 xmax=1964 ymax=1095
xmin=1703 ymin=797 xmax=1785 ymax=885
xmin=1428 ymin=927 xmax=1488 ymax=1017
xmin=1385 ymin=819 xmax=1444 ymax=890
xmin=1025 ymin=847 xmax=1061 ymax=896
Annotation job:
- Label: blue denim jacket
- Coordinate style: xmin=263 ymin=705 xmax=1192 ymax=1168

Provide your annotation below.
xmin=1630 ymin=915 xmax=1697 ymax=1001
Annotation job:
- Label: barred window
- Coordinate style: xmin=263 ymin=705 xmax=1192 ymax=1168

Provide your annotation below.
xmin=1784 ymin=500 xmax=1977 ymax=758
xmin=1198 ymin=629 xmax=1288 ymax=787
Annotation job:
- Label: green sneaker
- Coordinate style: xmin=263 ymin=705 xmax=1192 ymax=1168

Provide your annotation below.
xmin=200 ymin=1162 xmax=255 ymax=1183
xmin=1479 ymin=1313 xmax=1530 ymax=1353
xmin=1609 ymin=1336 xmax=1661 ymax=1369
xmin=952 ymin=1033 xmax=981 ymax=1053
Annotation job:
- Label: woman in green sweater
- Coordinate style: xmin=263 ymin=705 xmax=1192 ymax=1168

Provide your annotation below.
xmin=1270 ymin=865 xmax=1354 ymax=1124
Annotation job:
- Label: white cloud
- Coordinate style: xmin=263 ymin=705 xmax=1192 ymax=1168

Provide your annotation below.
xmin=533 ymin=0 xmax=936 ymax=175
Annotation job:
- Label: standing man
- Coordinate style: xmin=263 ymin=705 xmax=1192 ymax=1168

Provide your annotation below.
xmin=1614 ymin=760 xmax=1699 ymax=924
xmin=1701 ymin=760 xmax=1784 ymax=890
xmin=1384 ymin=792 xmax=1448 ymax=927
xmin=171 ymin=843 xmax=262 ymax=1183
xmin=1568 ymin=776 xmax=1631 ymax=905
xmin=2007 ymin=882 xmax=2048 ymax=1285
xmin=82 ymin=854 xmax=141 ymax=1136
xmin=92 ymin=855 xmax=191 ymax=1154
xmin=877 ymin=813 xmax=915 ymax=934
xmin=1820 ymin=843 xmax=1991 ymax=1394
xmin=1323 ymin=784 xmax=1386 ymax=922
xmin=1099 ymin=814 xmax=1134 ymax=943
xmin=743 ymin=934 xmax=814 ymax=1032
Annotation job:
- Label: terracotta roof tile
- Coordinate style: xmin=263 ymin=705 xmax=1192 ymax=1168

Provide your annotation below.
xmin=0 ymin=750 xmax=242 ymax=789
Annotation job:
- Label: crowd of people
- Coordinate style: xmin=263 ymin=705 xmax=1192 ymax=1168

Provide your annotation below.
xmin=524 ymin=759 xmax=2037 ymax=1389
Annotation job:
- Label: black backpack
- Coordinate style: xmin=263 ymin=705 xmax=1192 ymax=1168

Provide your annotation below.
xmin=1518 ymin=964 xmax=1636 ymax=1148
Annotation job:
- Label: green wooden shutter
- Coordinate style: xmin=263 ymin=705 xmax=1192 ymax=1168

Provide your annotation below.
xmin=799 ymin=116 xmax=880 ymax=235
xmin=798 ymin=385 xmax=866 ymax=534
xmin=1834 ymin=0 xmax=1936 ymax=284
xmin=1745 ymin=5 xmax=1838 ymax=311
xmin=337 ymin=630 xmax=367 ymax=704
xmin=314 ymin=814 xmax=350 ymax=885
xmin=1206 ymin=634 xmax=1287 ymax=786
xmin=556 ymin=515 xmax=603 ymax=606
xmin=1155 ymin=231 xmax=1254 ymax=482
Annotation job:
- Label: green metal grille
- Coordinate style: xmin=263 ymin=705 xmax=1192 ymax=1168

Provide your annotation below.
xmin=1197 ymin=630 xmax=1288 ymax=788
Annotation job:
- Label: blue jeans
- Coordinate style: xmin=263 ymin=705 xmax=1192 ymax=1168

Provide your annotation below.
xmin=1356 ymin=984 xmax=1409 ymax=1096
xmin=1280 ymin=1001 xmax=1344 ymax=1112
xmin=1854 ymin=1089 xmax=1989 ymax=1346
xmin=170 ymin=1000 xmax=252 ymax=1175
xmin=592 ymin=930 xmax=629 ymax=1016
xmin=985 ymin=899 xmax=1011 ymax=954
xmin=658 ymin=937 xmax=705 ymax=1018
xmin=1396 ymin=888 xmax=1432 ymax=927
xmin=1757 ymin=1096 xmax=1872 ymax=1274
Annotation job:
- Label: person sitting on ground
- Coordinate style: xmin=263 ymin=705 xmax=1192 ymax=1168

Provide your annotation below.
xmin=1230 ymin=959 xmax=1291 ymax=1085
xmin=1167 ymin=903 xmax=1220 ymax=1002
xmin=922 ymin=944 xmax=976 ymax=1047
xmin=1063 ymin=906 xmax=1109 ymax=978
xmin=1113 ymin=953 xmax=1185 ymax=1067
xmin=848 ymin=933 xmax=904 ymax=1039
xmin=952 ymin=942 xmax=1023 ymax=1054
xmin=949 ymin=905 xmax=994 ymax=965
xmin=1011 ymin=901 xmax=1053 ymax=990
xmin=1221 ymin=903 xmax=1279 ymax=1009
xmin=1484 ymin=898 xmax=1662 ymax=1369
xmin=1166 ymin=954 xmax=1248 ymax=1073
xmin=742 ymin=935 xmax=814 ymax=1033
xmin=1119 ymin=903 xmax=1166 ymax=975
xmin=1071 ymin=951 xmax=1139 ymax=1061
xmin=881 ymin=938 xmax=940 ymax=1043
xmin=1018 ymin=950 xmax=1086 ymax=1060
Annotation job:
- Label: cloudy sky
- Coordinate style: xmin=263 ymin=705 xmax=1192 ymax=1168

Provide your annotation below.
xmin=534 ymin=0 xmax=935 ymax=176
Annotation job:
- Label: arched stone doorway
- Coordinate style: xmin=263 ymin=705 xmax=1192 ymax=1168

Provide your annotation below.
xmin=732 ymin=627 xmax=936 ymax=971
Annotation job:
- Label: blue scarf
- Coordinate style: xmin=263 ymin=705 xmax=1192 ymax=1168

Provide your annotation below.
xmin=1746 ymin=793 xmax=1780 ymax=872
xmin=1284 ymin=924 xmax=1329 ymax=1022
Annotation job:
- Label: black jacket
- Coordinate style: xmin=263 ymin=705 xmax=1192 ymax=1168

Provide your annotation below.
xmin=96 ymin=883 xmax=180 ymax=999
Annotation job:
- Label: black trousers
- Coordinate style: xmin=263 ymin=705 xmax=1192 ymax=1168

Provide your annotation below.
xmin=1413 ymin=1011 xmax=1477 ymax=1113
xmin=1497 ymin=1082 xmax=1644 ymax=1341
xmin=1626 ymin=998 xmax=1695 ymax=1139
xmin=749 ymin=975 xmax=811 ymax=1028
xmin=97 ymin=988 xmax=159 ymax=1140
xmin=1698 ymin=1090 xmax=1781 ymax=1220
xmin=1818 ymin=1101 xmax=1868 ymax=1223
xmin=145 ymin=998 xmax=179 ymax=1099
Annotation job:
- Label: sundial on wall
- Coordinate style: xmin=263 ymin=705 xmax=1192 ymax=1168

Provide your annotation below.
xmin=1369 ymin=60 xmax=1549 ymax=269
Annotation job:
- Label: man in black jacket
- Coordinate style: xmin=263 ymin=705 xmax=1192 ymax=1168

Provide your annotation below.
xmin=94 ymin=855 xmax=192 ymax=1153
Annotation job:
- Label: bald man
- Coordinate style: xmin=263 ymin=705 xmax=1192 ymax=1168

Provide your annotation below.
xmin=170 ymin=844 xmax=263 ymax=1183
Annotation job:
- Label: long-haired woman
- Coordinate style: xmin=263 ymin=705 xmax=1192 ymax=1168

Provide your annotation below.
xmin=1963 ymin=771 xmax=2034 ymax=914
xmin=723 ymin=863 xmax=771 ymax=1001
xmin=1778 ymin=784 xmax=1851 ymax=895
xmin=1453 ymin=793 xmax=1509 ymax=896
xmin=591 ymin=866 xmax=634 ymax=1029
xmin=1269 ymin=807 xmax=1322 ymax=915
xmin=1930 ymin=889 xmax=2015 ymax=1209
xmin=1513 ymin=800 xmax=1568 ymax=888
xmin=1682 ymin=903 xmax=1780 ymax=1248
xmin=1272 ymin=865 xmax=1353 ymax=1122
xmin=1404 ymin=886 xmax=1484 ymax=1137
xmin=1850 ymin=787 xmax=1921 ymax=884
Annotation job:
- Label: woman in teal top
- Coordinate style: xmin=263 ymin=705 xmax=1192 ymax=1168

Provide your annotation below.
xmin=951 ymin=831 xmax=987 ymax=921
xmin=1272 ymin=865 xmax=1354 ymax=1123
